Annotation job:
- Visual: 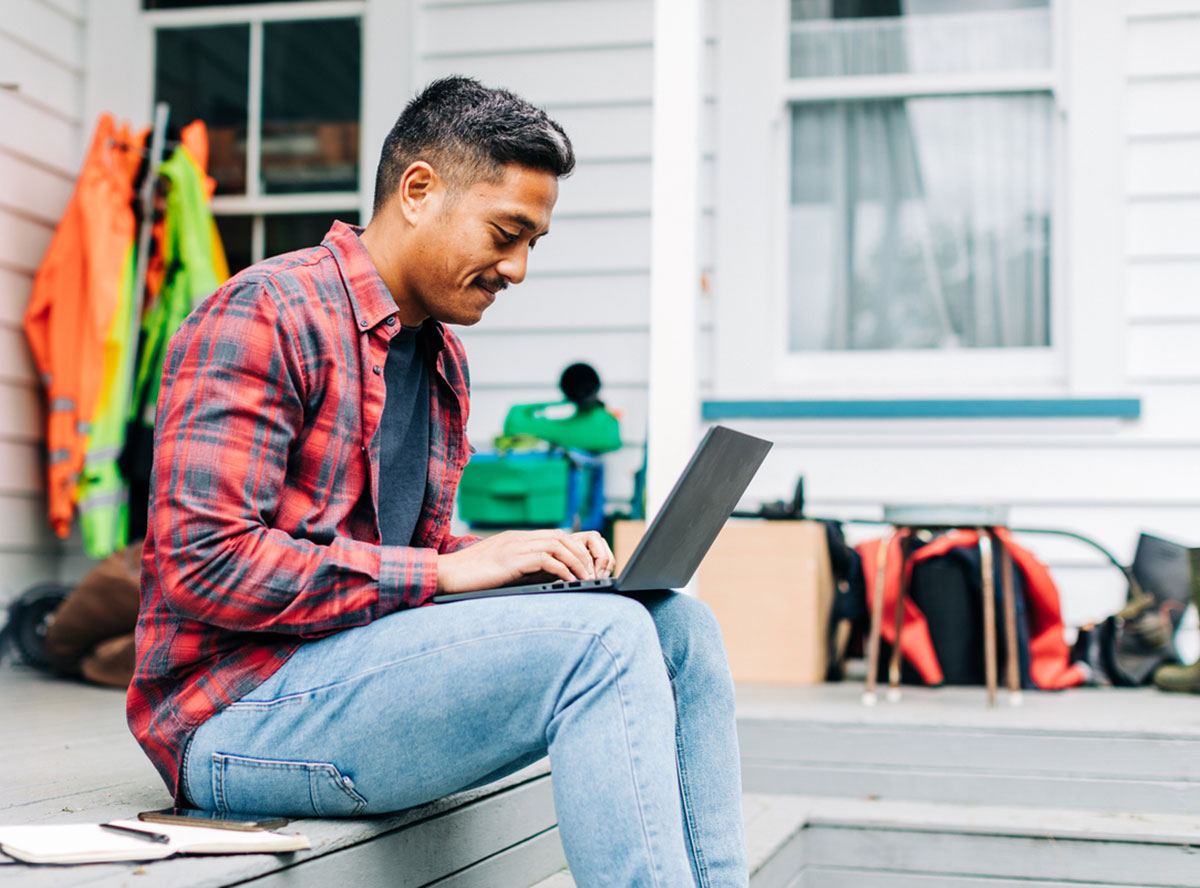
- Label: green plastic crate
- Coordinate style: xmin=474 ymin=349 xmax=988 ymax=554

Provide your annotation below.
xmin=457 ymin=452 xmax=570 ymax=527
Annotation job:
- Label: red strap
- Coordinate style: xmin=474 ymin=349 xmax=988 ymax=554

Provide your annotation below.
xmin=857 ymin=530 xmax=1085 ymax=690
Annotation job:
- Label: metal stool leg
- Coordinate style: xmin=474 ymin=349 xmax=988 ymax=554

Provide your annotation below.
xmin=997 ymin=534 xmax=1024 ymax=706
xmin=978 ymin=529 xmax=998 ymax=707
xmin=863 ymin=531 xmax=893 ymax=707
xmin=886 ymin=532 xmax=911 ymax=703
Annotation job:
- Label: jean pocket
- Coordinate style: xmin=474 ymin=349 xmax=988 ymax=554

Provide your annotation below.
xmin=211 ymin=753 xmax=368 ymax=817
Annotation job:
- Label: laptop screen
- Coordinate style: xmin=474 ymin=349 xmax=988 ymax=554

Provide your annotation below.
xmin=617 ymin=426 xmax=772 ymax=592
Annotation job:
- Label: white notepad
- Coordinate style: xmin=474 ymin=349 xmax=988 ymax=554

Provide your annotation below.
xmin=0 ymin=819 xmax=309 ymax=865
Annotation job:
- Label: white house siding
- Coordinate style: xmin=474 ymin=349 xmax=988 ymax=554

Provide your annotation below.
xmin=0 ymin=0 xmax=88 ymax=603
xmin=417 ymin=0 xmax=718 ymax=511
xmin=704 ymin=0 xmax=1200 ymax=647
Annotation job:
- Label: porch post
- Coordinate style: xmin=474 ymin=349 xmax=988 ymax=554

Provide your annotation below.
xmin=647 ymin=0 xmax=702 ymax=518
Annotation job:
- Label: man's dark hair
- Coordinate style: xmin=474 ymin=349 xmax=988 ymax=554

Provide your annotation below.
xmin=373 ymin=76 xmax=575 ymax=214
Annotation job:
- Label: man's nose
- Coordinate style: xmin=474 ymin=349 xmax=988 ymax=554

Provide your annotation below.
xmin=497 ymin=246 xmax=529 ymax=285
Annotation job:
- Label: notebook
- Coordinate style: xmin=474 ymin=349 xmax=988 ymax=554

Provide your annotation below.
xmin=0 ymin=819 xmax=309 ymax=865
xmin=433 ymin=425 xmax=773 ymax=603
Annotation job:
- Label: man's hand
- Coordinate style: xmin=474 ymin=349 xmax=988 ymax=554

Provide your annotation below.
xmin=436 ymin=529 xmax=615 ymax=595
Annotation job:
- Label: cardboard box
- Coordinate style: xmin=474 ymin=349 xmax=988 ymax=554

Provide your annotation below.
xmin=613 ymin=519 xmax=834 ymax=685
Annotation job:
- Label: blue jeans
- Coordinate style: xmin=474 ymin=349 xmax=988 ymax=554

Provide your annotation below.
xmin=182 ymin=591 xmax=748 ymax=887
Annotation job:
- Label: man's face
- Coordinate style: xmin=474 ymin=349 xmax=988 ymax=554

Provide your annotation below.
xmin=409 ymin=163 xmax=558 ymax=326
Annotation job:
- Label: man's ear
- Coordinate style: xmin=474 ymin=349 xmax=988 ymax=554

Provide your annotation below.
xmin=398 ymin=161 xmax=442 ymax=225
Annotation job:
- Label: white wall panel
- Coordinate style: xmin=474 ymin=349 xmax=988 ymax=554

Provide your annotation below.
xmin=734 ymin=439 xmax=1200 ymax=511
xmin=422 ymin=0 xmax=652 ymax=56
xmin=0 ymin=383 xmax=43 ymax=443
xmin=1127 ymin=0 xmax=1200 ymax=16
xmin=0 ymin=440 xmax=44 ymax=496
xmin=1 ymin=1 xmax=84 ymax=71
xmin=0 ymin=30 xmax=81 ymax=117
xmin=0 ymin=89 xmax=80 ymax=177
xmin=1126 ymin=79 xmax=1200 ymax=136
xmin=0 ymin=210 xmax=55 ymax=276
xmin=0 ymin=0 xmax=85 ymax=595
xmin=1127 ymin=260 xmax=1200 ymax=319
xmin=0 ymin=326 xmax=38 ymax=385
xmin=479 ymin=271 xmax=649 ymax=331
xmin=456 ymin=328 xmax=650 ymax=388
xmin=1127 ymin=139 xmax=1200 ymax=197
xmin=0 ymin=267 xmax=34 ymax=326
xmin=554 ymin=160 xmax=651 ymax=216
xmin=1128 ymin=319 xmax=1200 ymax=379
xmin=1126 ymin=199 xmax=1200 ymax=257
xmin=0 ymin=150 xmax=74 ymax=227
xmin=546 ymin=104 xmax=653 ymax=160
xmin=525 ymin=214 xmax=650 ymax=273
xmin=1126 ymin=16 xmax=1200 ymax=76
xmin=422 ymin=46 xmax=654 ymax=106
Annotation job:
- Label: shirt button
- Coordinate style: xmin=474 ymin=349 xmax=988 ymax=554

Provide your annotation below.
xmin=386 ymin=316 xmax=397 ymax=326
xmin=359 ymin=320 xmax=368 ymax=328
xmin=373 ymin=365 xmax=382 ymax=375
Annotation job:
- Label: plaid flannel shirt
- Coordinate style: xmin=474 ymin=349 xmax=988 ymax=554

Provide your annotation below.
xmin=127 ymin=221 xmax=478 ymax=798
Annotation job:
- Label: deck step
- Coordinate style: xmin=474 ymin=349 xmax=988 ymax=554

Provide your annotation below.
xmin=738 ymin=684 xmax=1200 ymax=815
xmin=530 ymin=792 xmax=810 ymax=888
xmin=536 ymin=796 xmax=1200 ymax=888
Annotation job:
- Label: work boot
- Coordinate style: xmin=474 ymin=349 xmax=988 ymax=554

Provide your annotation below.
xmin=1152 ymin=547 xmax=1200 ymax=693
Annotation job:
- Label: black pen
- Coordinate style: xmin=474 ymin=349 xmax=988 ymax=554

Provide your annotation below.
xmin=99 ymin=822 xmax=171 ymax=844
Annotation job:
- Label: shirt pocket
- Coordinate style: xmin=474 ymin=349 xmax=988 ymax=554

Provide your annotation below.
xmin=211 ymin=752 xmax=368 ymax=817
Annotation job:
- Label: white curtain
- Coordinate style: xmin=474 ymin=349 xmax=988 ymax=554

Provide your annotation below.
xmin=788 ymin=93 xmax=1053 ymax=352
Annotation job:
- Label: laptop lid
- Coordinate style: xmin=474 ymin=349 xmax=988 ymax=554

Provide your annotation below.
xmin=616 ymin=425 xmax=772 ymax=592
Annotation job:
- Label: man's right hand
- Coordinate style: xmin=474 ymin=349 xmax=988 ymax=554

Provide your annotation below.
xmin=435 ymin=529 xmax=613 ymax=595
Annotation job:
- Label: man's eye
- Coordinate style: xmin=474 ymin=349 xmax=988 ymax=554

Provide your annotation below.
xmin=496 ymin=227 xmax=518 ymax=244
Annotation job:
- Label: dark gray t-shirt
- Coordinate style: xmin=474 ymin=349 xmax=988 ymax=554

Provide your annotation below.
xmin=376 ymin=323 xmax=429 ymax=546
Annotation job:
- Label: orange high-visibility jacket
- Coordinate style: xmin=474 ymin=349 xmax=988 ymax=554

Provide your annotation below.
xmin=23 ymin=114 xmax=147 ymax=538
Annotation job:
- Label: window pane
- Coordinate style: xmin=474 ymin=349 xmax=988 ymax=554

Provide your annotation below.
xmin=264 ymin=212 xmax=360 ymax=260
xmin=214 ymin=215 xmax=253 ymax=275
xmin=788 ymin=95 xmax=1052 ymax=351
xmin=790 ymin=0 xmax=1050 ymax=78
xmin=155 ymin=25 xmax=249 ymax=195
xmin=261 ymin=19 xmax=361 ymax=194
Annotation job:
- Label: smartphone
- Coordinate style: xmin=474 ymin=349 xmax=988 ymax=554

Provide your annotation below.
xmin=137 ymin=807 xmax=289 ymax=831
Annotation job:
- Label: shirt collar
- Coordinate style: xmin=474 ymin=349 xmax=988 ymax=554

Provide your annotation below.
xmin=322 ymin=220 xmax=446 ymax=351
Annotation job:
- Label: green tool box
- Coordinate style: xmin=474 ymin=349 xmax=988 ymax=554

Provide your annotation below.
xmin=457 ymin=451 xmax=571 ymax=527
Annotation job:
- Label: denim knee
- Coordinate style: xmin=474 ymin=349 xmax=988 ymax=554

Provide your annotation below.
xmin=585 ymin=593 xmax=666 ymax=666
xmin=645 ymin=593 xmax=735 ymax=696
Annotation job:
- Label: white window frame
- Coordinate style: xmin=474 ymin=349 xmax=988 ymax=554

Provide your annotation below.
xmin=712 ymin=0 xmax=1128 ymax=400
xmin=84 ymin=0 xmax=416 ymax=265
xmin=146 ymin=1 xmax=365 ymax=264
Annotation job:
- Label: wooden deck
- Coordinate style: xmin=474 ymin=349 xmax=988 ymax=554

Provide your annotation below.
xmin=4 ymin=668 xmax=1200 ymax=886
xmin=0 ymin=666 xmax=566 ymax=887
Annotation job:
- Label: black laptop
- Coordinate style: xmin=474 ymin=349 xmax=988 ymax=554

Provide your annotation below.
xmin=433 ymin=425 xmax=773 ymax=603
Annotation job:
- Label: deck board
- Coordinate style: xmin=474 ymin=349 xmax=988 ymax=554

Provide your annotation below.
xmin=0 ymin=666 xmax=560 ymax=887
xmin=736 ymin=683 xmax=1200 ymax=814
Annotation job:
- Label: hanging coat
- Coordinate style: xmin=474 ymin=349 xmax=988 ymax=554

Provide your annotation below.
xmin=80 ymin=125 xmax=227 ymax=557
xmin=133 ymin=137 xmax=225 ymax=427
xmin=23 ymin=115 xmax=147 ymax=539
xmin=858 ymin=528 xmax=1086 ymax=690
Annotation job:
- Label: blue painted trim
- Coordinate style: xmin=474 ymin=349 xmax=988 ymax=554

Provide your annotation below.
xmin=701 ymin=398 xmax=1142 ymax=420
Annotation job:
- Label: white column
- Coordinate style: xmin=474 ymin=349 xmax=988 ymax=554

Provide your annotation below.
xmin=647 ymin=0 xmax=702 ymax=519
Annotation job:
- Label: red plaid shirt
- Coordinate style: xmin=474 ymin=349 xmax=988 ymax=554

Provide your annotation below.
xmin=127 ymin=221 xmax=477 ymax=798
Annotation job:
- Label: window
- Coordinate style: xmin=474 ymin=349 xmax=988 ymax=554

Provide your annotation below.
xmin=786 ymin=0 xmax=1054 ymax=354
xmin=710 ymin=0 xmax=1123 ymax=400
xmin=151 ymin=4 xmax=362 ymax=272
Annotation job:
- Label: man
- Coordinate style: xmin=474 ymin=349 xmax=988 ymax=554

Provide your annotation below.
xmin=129 ymin=77 xmax=747 ymax=887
